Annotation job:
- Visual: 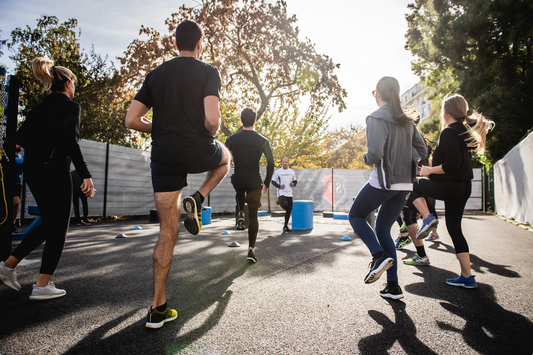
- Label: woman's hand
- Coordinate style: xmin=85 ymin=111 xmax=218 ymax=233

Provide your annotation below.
xmin=81 ymin=178 xmax=95 ymax=197
xmin=419 ymin=165 xmax=431 ymax=177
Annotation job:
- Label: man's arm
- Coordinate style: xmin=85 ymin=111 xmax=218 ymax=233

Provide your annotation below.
xmin=125 ymin=100 xmax=152 ymax=133
xmin=204 ymin=95 xmax=221 ymax=136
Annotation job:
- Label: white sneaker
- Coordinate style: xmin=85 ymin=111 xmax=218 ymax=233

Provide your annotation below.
xmin=29 ymin=282 xmax=66 ymax=300
xmin=0 ymin=261 xmax=21 ymax=291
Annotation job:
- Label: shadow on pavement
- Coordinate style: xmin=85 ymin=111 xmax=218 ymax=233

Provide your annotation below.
xmin=404 ymin=266 xmax=533 ymax=354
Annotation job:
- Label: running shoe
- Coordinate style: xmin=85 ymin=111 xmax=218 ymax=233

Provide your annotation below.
xmin=416 ymin=214 xmax=438 ymax=240
xmin=395 ymin=237 xmax=412 ymax=249
xmin=29 ymin=282 xmax=66 ymax=300
xmin=446 ymin=275 xmax=477 ymax=288
xmin=364 ymin=252 xmax=394 ymax=284
xmin=399 ymin=222 xmax=408 ymax=234
xmin=0 ymin=261 xmax=21 ymax=291
xmin=247 ymin=249 xmax=257 ymax=263
xmin=425 ymin=232 xmax=440 ymax=241
xmin=236 ymin=211 xmax=245 ymax=230
xmin=380 ymin=284 xmax=404 ymax=300
xmin=145 ymin=305 xmax=178 ymax=329
xmin=183 ymin=192 xmax=202 ymax=235
xmin=283 ymin=226 xmax=292 ymax=232
xmin=81 ymin=220 xmax=91 ymax=226
xmin=403 ymin=254 xmax=430 ymax=266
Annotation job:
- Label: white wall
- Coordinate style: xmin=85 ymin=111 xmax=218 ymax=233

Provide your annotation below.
xmin=494 ymin=131 xmax=533 ymax=225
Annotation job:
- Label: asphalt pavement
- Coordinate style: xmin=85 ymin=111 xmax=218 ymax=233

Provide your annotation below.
xmin=1 ymin=212 xmax=532 ymax=355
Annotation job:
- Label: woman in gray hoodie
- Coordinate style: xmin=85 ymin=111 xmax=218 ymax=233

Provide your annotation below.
xmin=349 ymin=76 xmax=427 ymax=299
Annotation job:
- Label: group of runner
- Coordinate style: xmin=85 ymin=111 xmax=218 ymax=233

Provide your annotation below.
xmin=0 ymin=19 xmax=494 ymax=330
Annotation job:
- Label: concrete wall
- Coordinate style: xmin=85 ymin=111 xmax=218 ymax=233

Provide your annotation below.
xmin=19 ymin=139 xmax=484 ymax=219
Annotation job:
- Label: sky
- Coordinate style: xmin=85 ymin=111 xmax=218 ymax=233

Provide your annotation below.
xmin=0 ymin=0 xmax=420 ymax=129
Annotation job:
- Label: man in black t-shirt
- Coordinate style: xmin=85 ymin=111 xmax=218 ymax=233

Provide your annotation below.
xmin=225 ymin=108 xmax=274 ymax=263
xmin=125 ymin=20 xmax=230 ymax=330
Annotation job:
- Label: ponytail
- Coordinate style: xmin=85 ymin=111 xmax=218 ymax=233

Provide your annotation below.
xmin=32 ymin=57 xmax=77 ymax=93
xmin=442 ymin=94 xmax=495 ymax=153
xmin=376 ymin=76 xmax=418 ymax=127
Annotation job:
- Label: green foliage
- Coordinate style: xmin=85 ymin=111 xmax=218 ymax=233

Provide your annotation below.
xmin=3 ymin=16 xmax=137 ymax=147
xmin=418 ymin=115 xmax=441 ymax=144
xmin=406 ymin=0 xmax=533 ymax=164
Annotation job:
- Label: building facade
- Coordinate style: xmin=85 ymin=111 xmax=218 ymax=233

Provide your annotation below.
xmin=401 ymin=82 xmax=432 ymax=122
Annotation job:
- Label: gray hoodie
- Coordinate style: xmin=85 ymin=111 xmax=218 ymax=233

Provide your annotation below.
xmin=364 ymin=104 xmax=427 ymax=190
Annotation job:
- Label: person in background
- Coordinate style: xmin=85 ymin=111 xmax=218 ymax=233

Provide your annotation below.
xmin=0 ymin=57 xmax=94 ymax=300
xmin=225 ymin=108 xmax=275 ymax=263
xmin=271 ymin=157 xmax=297 ymax=232
xmin=71 ymin=170 xmax=90 ymax=226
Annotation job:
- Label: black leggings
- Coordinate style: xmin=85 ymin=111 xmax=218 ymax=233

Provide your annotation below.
xmin=231 ymin=173 xmax=262 ymax=248
xmin=279 ymin=196 xmax=293 ymax=227
xmin=12 ymin=164 xmax=73 ymax=275
xmin=410 ymin=178 xmax=471 ymax=253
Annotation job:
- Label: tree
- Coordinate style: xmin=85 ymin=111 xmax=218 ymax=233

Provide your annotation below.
xmin=321 ymin=125 xmax=368 ymax=169
xmin=3 ymin=16 xmax=136 ymax=147
xmin=119 ymin=0 xmax=347 ymax=137
xmin=405 ymin=0 xmax=533 ymax=163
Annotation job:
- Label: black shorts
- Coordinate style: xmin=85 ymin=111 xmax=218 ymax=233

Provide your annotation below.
xmin=231 ymin=173 xmax=262 ymax=209
xmin=151 ymin=140 xmax=224 ymax=193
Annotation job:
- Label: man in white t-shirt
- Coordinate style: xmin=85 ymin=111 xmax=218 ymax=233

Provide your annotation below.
xmin=271 ymin=157 xmax=297 ymax=232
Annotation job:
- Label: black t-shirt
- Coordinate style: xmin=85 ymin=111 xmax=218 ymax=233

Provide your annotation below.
xmin=431 ymin=122 xmax=473 ymax=181
xmin=225 ymin=130 xmax=275 ymax=188
xmin=134 ymin=57 xmax=221 ymax=165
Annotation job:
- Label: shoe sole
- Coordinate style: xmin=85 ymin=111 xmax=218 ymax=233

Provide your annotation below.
xmin=247 ymin=257 xmax=257 ymax=263
xmin=364 ymin=258 xmax=394 ymax=284
xmin=446 ymin=280 xmax=477 ymax=288
xmin=29 ymin=292 xmax=66 ymax=300
xmin=380 ymin=292 xmax=404 ymax=300
xmin=146 ymin=313 xmax=178 ymax=329
xmin=425 ymin=236 xmax=440 ymax=241
xmin=236 ymin=218 xmax=245 ymax=230
xmin=183 ymin=197 xmax=201 ymax=235
xmin=416 ymin=219 xmax=439 ymax=240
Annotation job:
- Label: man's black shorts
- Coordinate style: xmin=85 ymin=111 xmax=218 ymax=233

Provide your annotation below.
xmin=231 ymin=172 xmax=262 ymax=209
xmin=151 ymin=140 xmax=224 ymax=193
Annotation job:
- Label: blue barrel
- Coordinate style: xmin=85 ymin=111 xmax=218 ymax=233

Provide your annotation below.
xmin=292 ymin=200 xmax=313 ymax=230
xmin=201 ymin=207 xmax=212 ymax=225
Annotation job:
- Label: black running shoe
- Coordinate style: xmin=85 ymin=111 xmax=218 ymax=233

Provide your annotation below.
xmin=145 ymin=306 xmax=178 ymax=329
xmin=283 ymin=226 xmax=292 ymax=232
xmin=236 ymin=211 xmax=245 ymax=230
xmin=247 ymin=249 xmax=257 ymax=263
xmin=364 ymin=252 xmax=394 ymax=284
xmin=183 ymin=192 xmax=202 ymax=235
xmin=380 ymin=284 xmax=404 ymax=300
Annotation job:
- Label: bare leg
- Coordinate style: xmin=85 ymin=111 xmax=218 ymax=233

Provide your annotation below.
xmin=407 ymin=224 xmax=423 ymax=247
xmin=456 ymin=252 xmax=472 ymax=277
xmin=412 ymin=197 xmax=431 ymax=219
xmin=198 ymin=146 xmax=231 ymax=198
xmin=4 ymin=255 xmax=19 ymax=269
xmin=36 ymin=274 xmax=52 ymax=287
xmin=152 ymin=190 xmax=181 ymax=309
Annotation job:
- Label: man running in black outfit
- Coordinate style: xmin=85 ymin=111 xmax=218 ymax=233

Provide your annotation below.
xmin=125 ymin=20 xmax=230 ymax=329
xmin=225 ymin=108 xmax=274 ymax=263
